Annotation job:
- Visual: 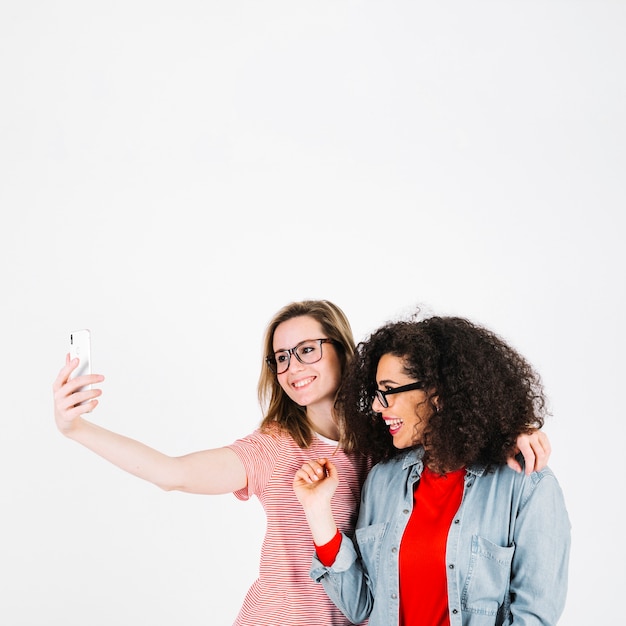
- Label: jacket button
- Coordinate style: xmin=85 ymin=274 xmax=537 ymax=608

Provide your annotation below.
xmin=452 ymin=608 xmax=458 ymax=614
xmin=448 ymin=563 xmax=454 ymax=569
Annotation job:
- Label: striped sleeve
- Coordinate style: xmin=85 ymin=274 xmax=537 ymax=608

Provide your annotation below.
xmin=228 ymin=429 xmax=283 ymax=500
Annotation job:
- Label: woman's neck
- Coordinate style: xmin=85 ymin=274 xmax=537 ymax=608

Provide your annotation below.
xmin=307 ymin=402 xmax=340 ymax=441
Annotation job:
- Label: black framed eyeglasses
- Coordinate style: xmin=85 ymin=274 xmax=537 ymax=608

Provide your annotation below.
xmin=374 ymin=381 xmax=425 ymax=409
xmin=265 ymin=338 xmax=335 ymax=374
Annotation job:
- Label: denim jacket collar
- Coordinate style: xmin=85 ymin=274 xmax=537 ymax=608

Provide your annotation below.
xmin=399 ymin=446 xmax=488 ymax=478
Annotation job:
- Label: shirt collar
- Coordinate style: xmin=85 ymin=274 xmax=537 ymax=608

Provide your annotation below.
xmin=399 ymin=446 xmax=489 ymax=476
xmin=401 ymin=446 xmax=425 ymax=470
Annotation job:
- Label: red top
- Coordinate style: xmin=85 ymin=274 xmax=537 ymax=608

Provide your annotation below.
xmin=314 ymin=465 xmax=465 ymax=626
xmin=315 ymin=528 xmax=343 ymax=566
xmin=399 ymin=466 xmax=465 ymax=625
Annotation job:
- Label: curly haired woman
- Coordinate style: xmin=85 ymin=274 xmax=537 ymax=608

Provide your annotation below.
xmin=294 ymin=313 xmax=570 ymax=626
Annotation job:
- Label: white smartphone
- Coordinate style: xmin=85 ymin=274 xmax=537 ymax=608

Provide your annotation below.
xmin=69 ymin=329 xmax=92 ymax=393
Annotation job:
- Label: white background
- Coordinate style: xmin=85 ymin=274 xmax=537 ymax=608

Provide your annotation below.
xmin=1 ymin=2 xmax=624 ymax=624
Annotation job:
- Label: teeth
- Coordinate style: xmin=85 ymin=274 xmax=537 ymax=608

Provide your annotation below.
xmin=384 ymin=419 xmax=403 ymax=427
xmin=293 ymin=377 xmax=314 ymax=389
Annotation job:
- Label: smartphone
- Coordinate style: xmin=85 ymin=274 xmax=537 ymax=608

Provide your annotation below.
xmin=69 ymin=329 xmax=92 ymax=393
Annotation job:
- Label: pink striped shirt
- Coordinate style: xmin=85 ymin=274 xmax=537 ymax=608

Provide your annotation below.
xmin=229 ymin=427 xmax=371 ymax=626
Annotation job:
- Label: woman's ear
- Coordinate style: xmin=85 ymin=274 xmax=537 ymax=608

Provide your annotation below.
xmin=432 ymin=395 xmax=441 ymax=413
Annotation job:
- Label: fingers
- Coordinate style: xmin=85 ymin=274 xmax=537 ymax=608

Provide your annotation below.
xmin=295 ymin=458 xmax=330 ymax=484
xmin=53 ymin=356 xmax=104 ymax=395
xmin=53 ymin=357 xmax=105 ymax=432
xmin=506 ymin=455 xmax=523 ymax=474
xmin=57 ymin=387 xmax=102 ymax=412
xmin=293 ymin=458 xmax=339 ymax=516
xmin=54 ymin=384 xmax=102 ymax=422
xmin=517 ymin=436 xmax=534 ymax=474
xmin=52 ymin=354 xmax=74 ymax=392
xmin=513 ymin=430 xmax=552 ymax=475
xmin=530 ymin=430 xmax=551 ymax=472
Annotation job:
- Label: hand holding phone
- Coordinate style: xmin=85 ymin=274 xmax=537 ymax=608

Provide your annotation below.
xmin=69 ymin=329 xmax=92 ymax=394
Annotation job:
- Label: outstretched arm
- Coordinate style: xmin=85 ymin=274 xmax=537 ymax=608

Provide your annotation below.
xmin=53 ymin=355 xmax=247 ymax=495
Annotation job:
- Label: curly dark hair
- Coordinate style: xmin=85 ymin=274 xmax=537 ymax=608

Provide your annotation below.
xmin=336 ymin=314 xmax=547 ymax=468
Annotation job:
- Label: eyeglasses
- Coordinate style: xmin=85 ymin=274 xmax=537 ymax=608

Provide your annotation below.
xmin=374 ymin=381 xmax=425 ymax=409
xmin=266 ymin=338 xmax=335 ymax=374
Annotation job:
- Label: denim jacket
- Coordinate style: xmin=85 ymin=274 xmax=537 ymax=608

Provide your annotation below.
xmin=310 ymin=447 xmax=571 ymax=625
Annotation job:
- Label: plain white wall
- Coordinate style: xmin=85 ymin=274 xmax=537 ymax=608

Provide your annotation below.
xmin=1 ymin=2 xmax=624 ymax=624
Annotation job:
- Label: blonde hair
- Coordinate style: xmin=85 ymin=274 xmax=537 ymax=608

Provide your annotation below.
xmin=258 ymin=300 xmax=356 ymax=448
